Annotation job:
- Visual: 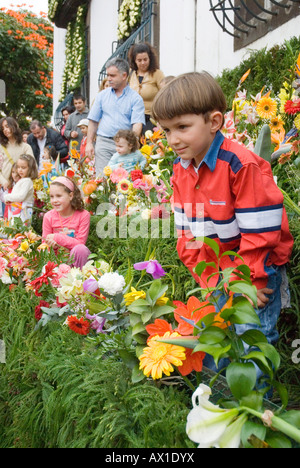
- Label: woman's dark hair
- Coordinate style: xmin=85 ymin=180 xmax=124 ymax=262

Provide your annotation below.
xmin=128 ymin=42 xmax=159 ymax=74
xmin=62 ymin=105 xmax=75 ymax=115
xmin=0 ymin=117 xmax=23 ymax=147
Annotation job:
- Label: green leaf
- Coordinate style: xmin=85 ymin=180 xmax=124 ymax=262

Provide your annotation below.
xmin=256 ymin=342 xmax=281 ymax=371
xmin=198 ymin=326 xmax=227 ymax=345
xmin=239 ymin=329 xmax=268 ymax=346
xmin=229 ymin=297 xmax=261 ymax=325
xmin=132 ymin=322 xmax=146 ymax=336
xmin=118 ymin=350 xmax=138 ymax=370
xmin=141 ymin=310 xmax=153 ymax=324
xmin=241 ymin=351 xmax=272 ymax=375
xmin=229 ymin=281 xmax=258 ymax=307
xmin=194 ymin=236 xmax=220 ymax=258
xmin=194 ymin=261 xmax=216 ymax=277
xmin=221 ymin=250 xmax=244 ymax=261
xmin=265 ymin=433 xmax=292 ymax=449
xmin=193 ymin=343 xmax=231 ymax=366
xmin=241 ymin=421 xmax=267 ymax=449
xmin=131 ymin=364 xmax=145 ymax=383
xmin=147 ymin=280 xmax=168 ymax=305
xmin=226 ymin=362 xmax=257 ymax=400
xmin=156 ymin=336 xmax=199 ymax=349
xmin=152 ymin=305 xmax=174 ymax=319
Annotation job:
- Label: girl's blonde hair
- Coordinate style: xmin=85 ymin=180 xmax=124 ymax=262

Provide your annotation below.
xmin=51 ymin=177 xmax=85 ymax=212
xmin=152 ymin=72 xmax=227 ymax=124
xmin=18 ymin=154 xmax=38 ymax=180
xmin=7 ymin=163 xmax=19 ymax=190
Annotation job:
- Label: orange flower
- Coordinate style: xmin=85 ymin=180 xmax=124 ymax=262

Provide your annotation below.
xmin=146 ymin=319 xmax=173 ymax=341
xmin=39 ymin=161 xmax=53 ymax=176
xmin=174 ymin=297 xmax=215 ymax=336
xmin=177 ymin=348 xmax=205 ymax=376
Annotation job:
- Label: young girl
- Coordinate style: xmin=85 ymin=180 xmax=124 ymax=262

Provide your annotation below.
xmin=4 ymin=154 xmax=38 ymax=225
xmin=3 ymin=163 xmax=20 ymax=220
xmin=42 ymin=176 xmax=91 ymax=269
xmin=108 ymin=130 xmax=147 ymax=173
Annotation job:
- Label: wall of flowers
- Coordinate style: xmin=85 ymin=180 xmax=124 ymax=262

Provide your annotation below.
xmin=117 ymin=0 xmax=142 ymax=41
xmin=59 ymin=5 xmax=88 ymax=101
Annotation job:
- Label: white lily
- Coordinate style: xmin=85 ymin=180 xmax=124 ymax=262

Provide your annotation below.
xmin=186 ymin=384 xmax=241 ymax=448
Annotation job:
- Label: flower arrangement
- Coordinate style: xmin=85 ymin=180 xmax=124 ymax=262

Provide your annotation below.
xmin=59 ymin=5 xmax=87 ymax=101
xmin=48 ymin=0 xmax=64 ymax=22
xmin=117 ymin=0 xmax=142 ymax=41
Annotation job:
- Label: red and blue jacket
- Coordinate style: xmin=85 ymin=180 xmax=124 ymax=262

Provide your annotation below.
xmin=172 ymin=131 xmax=294 ymax=290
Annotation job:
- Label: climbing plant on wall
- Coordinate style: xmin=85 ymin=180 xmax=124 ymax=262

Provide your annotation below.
xmin=117 ymin=0 xmax=142 ymax=41
xmin=59 ymin=5 xmax=87 ymax=101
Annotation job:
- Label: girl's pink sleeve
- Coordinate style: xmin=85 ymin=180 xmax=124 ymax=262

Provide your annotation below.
xmin=42 ymin=212 xmax=55 ymax=238
xmin=53 ymin=211 xmax=91 ymax=250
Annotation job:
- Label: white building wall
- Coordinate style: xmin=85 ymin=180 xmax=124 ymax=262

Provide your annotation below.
xmin=160 ymin=0 xmax=196 ymax=76
xmin=160 ymin=0 xmax=300 ymax=78
xmin=52 ymin=26 xmax=66 ymax=123
xmin=89 ymin=0 xmax=119 ymax=103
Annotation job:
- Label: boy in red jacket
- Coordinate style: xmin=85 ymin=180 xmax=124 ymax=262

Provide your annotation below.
xmin=152 ymin=72 xmax=293 ymax=348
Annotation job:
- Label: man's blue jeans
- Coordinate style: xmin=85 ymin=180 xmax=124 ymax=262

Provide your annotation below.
xmin=203 ymin=264 xmax=284 ymax=387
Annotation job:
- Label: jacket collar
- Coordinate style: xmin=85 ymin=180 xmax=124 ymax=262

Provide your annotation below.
xmin=180 ymin=130 xmax=225 ymax=173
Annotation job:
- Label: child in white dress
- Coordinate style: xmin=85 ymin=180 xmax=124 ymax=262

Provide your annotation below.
xmin=4 ymin=154 xmax=38 ymax=225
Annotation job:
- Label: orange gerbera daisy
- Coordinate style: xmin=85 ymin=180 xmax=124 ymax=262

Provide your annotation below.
xmin=67 ymin=316 xmax=90 ymax=336
xmin=256 ymin=96 xmax=277 ymax=119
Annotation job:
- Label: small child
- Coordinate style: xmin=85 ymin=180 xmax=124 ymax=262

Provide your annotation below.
xmin=4 ymin=154 xmax=38 ymax=225
xmin=151 ymin=72 xmax=294 ymax=353
xmin=42 ymin=176 xmax=91 ymax=269
xmin=40 ymin=145 xmax=58 ymax=187
xmin=77 ymin=119 xmax=89 ymax=160
xmin=3 ymin=163 xmax=20 ymax=220
xmin=108 ymin=129 xmax=147 ymax=173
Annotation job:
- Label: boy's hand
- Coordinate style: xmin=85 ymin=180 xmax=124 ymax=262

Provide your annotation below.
xmin=256 ymin=288 xmax=274 ymax=308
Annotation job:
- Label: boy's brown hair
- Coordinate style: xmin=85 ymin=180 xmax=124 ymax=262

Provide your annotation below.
xmin=152 ymin=72 xmax=227 ymax=124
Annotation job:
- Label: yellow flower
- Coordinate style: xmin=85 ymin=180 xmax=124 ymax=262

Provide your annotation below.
xmin=19 ymin=241 xmax=30 ymax=252
xmin=124 ymin=287 xmax=146 ymax=306
xmin=269 ymin=115 xmax=284 ymax=133
xmin=156 ymin=292 xmax=169 ymax=306
xmin=140 ymin=144 xmax=152 ymax=157
xmin=278 ymin=87 xmax=289 ymax=114
xmin=103 ymin=166 xmax=112 ymax=177
xmin=71 ymin=140 xmax=79 ymax=149
xmin=139 ymin=331 xmax=186 ymax=380
xmin=294 ymin=114 xmax=300 ymax=130
xmin=256 ymin=96 xmax=277 ymax=119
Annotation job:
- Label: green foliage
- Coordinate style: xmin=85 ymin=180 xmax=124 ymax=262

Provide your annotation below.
xmin=0 ymin=282 xmax=192 ymax=448
xmin=0 ymin=8 xmax=53 ymax=125
xmin=217 ymin=37 xmax=300 ymax=109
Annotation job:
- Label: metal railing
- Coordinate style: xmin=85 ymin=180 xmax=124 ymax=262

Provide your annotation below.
xmin=98 ymin=0 xmax=157 ymax=85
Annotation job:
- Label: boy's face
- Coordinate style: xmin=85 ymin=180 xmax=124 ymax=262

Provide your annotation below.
xmin=159 ymin=113 xmax=219 ymax=167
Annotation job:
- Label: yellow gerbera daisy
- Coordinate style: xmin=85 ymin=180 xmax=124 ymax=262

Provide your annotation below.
xmin=139 ymin=331 xmax=186 ymax=380
xmin=117 ymin=179 xmax=132 ymax=194
xmin=256 ymin=96 xmax=277 ymax=119
xmin=124 ymin=287 xmax=146 ymax=306
xmin=269 ymin=115 xmax=284 ymax=133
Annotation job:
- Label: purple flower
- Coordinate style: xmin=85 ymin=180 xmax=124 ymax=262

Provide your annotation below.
xmin=133 ymin=260 xmax=166 ymax=279
xmin=86 ymin=312 xmax=106 ymax=334
xmin=83 ymin=278 xmax=99 ymax=293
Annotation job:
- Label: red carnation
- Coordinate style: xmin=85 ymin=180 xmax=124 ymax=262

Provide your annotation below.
xmin=131 ymin=169 xmax=144 ymax=182
xmin=284 ymin=99 xmax=300 ymax=115
xmin=35 ymin=301 xmax=50 ymax=321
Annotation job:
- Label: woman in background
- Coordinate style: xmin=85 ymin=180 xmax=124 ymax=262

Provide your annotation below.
xmin=128 ymin=42 xmax=165 ymax=133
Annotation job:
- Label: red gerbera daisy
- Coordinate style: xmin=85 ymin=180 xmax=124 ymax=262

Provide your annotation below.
xmin=67 ymin=316 xmax=90 ymax=336
xmin=284 ymin=99 xmax=300 ymax=115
